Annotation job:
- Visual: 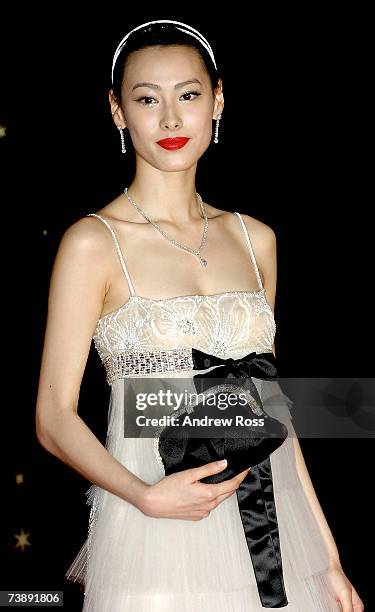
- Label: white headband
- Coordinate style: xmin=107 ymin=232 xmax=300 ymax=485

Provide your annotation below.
xmin=111 ymin=19 xmax=217 ymax=85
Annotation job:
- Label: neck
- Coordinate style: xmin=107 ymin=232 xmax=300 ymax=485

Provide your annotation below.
xmin=125 ymin=169 xmax=203 ymax=225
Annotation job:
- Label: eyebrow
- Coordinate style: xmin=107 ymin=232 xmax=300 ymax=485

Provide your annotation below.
xmin=132 ymin=78 xmax=202 ymax=92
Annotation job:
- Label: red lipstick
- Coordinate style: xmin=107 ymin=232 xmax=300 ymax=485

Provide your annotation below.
xmin=156 ymin=137 xmax=190 ymax=150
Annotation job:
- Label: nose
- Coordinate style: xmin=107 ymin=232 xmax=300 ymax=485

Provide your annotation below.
xmin=160 ymin=107 xmax=182 ymax=131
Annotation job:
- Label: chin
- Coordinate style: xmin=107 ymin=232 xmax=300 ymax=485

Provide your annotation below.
xmin=162 ymin=161 xmax=198 ymax=172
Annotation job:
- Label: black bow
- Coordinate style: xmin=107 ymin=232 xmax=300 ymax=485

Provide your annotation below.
xmin=192 ymin=349 xmax=279 ymax=418
xmin=192 ymin=349 xmax=279 ymax=380
xmin=191 ymin=348 xmax=289 ymax=608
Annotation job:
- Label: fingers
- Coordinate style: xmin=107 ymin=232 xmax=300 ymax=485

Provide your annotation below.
xmin=207 ymin=467 xmax=250 ymax=499
xmin=236 ymin=467 xmax=252 ymax=482
xmin=181 ymin=484 xmax=238 ymax=520
xmin=182 ymin=464 xmax=250 ymax=519
xmin=352 ymin=586 xmax=365 ymax=611
xmin=188 ymin=458 xmax=229 ymax=482
xmin=175 ymin=510 xmax=212 ymax=521
xmin=212 ymin=469 xmax=249 ymax=505
xmin=187 ymin=478 xmax=244 ymax=519
xmin=340 ymin=591 xmax=354 ymax=612
xmin=188 ymin=459 xmax=250 ymax=488
xmin=184 ymin=460 xmax=251 ymax=516
xmin=215 ymin=489 xmax=236 ymax=504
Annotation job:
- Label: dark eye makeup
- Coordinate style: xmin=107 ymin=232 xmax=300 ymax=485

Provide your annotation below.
xmin=135 ymin=91 xmax=202 ymax=105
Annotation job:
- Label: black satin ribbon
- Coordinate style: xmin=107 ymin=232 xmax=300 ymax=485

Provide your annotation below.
xmin=191 ymin=348 xmax=288 ymax=608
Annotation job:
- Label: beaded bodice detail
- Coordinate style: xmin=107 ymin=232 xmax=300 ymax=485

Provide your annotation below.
xmin=86 ymin=212 xmax=276 ymax=384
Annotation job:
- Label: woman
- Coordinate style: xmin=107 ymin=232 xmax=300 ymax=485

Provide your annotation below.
xmin=35 ymin=20 xmax=364 ymax=611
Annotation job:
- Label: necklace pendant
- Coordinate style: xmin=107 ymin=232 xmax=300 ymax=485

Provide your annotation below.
xmin=199 ymin=257 xmax=208 ymax=267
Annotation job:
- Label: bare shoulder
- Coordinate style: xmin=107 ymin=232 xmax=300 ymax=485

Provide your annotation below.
xmin=208 ymin=206 xmax=277 ymax=252
xmin=239 ymin=213 xmax=277 ymax=249
xmin=54 ymin=215 xmax=113 ymax=284
xmin=58 ymin=215 xmax=110 ymax=256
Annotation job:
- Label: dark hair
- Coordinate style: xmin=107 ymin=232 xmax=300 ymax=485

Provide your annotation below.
xmin=112 ymin=23 xmax=222 ymax=103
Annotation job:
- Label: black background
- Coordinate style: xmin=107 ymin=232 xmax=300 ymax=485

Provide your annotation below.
xmin=1 ymin=6 xmax=372 ymax=611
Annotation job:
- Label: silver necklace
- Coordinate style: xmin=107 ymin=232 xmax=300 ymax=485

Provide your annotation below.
xmin=123 ymin=187 xmax=209 ymax=267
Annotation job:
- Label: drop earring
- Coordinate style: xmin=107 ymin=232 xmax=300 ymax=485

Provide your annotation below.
xmin=214 ymin=114 xmax=222 ymax=144
xmin=117 ymin=126 xmax=126 ymax=154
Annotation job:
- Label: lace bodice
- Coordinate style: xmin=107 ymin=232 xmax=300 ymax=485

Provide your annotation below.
xmin=93 ymin=289 xmax=275 ymax=359
xmin=86 ymin=211 xmax=276 ymax=384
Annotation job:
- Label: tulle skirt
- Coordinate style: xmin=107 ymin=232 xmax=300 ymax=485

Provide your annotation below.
xmin=65 ymin=374 xmax=341 ymax=611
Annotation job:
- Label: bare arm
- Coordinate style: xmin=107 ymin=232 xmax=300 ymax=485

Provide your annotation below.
xmin=35 ymin=218 xmax=147 ymax=509
xmin=244 ymin=215 xmax=342 ymax=568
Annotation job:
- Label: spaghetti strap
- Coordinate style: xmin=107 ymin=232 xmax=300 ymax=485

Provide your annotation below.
xmin=86 ymin=213 xmax=136 ymax=297
xmin=233 ymin=212 xmax=264 ymax=290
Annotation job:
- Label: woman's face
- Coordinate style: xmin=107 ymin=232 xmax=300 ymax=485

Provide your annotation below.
xmin=109 ymin=45 xmax=224 ymax=170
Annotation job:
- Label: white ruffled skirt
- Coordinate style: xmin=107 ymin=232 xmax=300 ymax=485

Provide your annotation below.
xmin=65 ymin=375 xmax=341 ymax=611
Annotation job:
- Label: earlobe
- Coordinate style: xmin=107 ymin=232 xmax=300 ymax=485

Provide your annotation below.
xmin=213 ymin=102 xmax=224 ymax=121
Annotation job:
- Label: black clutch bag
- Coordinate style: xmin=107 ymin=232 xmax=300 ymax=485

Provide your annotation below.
xmin=156 ymin=377 xmax=288 ymax=484
xmin=155 ymin=348 xmax=290 ymax=609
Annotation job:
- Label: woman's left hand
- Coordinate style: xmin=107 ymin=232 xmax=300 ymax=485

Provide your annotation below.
xmin=326 ymin=564 xmax=364 ymax=611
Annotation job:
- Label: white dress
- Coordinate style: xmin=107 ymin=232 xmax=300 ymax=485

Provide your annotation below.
xmin=65 ymin=212 xmax=340 ymax=611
